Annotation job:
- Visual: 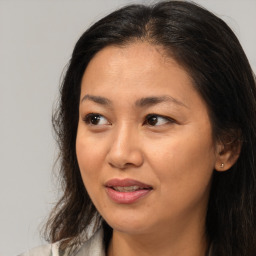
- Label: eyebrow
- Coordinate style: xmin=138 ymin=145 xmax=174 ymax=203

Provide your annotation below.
xmin=135 ymin=96 xmax=188 ymax=108
xmin=81 ymin=95 xmax=112 ymax=105
xmin=81 ymin=94 xmax=188 ymax=108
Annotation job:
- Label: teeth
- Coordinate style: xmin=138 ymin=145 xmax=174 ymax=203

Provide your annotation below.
xmin=113 ymin=186 xmax=141 ymax=192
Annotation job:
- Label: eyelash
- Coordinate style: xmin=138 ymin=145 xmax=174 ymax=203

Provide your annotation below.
xmin=82 ymin=113 xmax=176 ymax=126
xmin=143 ymin=114 xmax=176 ymax=126
xmin=82 ymin=113 xmax=109 ymax=126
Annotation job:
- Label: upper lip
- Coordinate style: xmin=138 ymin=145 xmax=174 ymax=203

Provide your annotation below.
xmin=105 ymin=178 xmax=153 ymax=189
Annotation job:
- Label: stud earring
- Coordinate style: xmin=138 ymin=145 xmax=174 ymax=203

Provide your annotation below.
xmin=220 ymin=163 xmax=224 ymax=168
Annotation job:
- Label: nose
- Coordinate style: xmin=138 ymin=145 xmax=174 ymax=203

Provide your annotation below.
xmin=106 ymin=124 xmax=144 ymax=170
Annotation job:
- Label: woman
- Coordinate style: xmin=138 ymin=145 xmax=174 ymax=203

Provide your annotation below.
xmin=20 ymin=1 xmax=256 ymax=255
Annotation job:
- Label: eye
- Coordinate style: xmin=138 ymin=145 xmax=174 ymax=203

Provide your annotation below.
xmin=144 ymin=114 xmax=174 ymax=126
xmin=83 ymin=113 xmax=109 ymax=126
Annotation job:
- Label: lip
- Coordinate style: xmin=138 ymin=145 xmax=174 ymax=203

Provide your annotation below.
xmin=105 ymin=178 xmax=152 ymax=188
xmin=105 ymin=178 xmax=153 ymax=204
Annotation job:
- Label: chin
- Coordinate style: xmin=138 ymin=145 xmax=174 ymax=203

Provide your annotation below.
xmin=103 ymin=214 xmax=155 ymax=235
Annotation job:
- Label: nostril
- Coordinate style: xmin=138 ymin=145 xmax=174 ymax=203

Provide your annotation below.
xmin=108 ymin=161 xmax=134 ymax=170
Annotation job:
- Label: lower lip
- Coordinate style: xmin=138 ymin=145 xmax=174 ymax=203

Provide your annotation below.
xmin=105 ymin=187 xmax=152 ymax=204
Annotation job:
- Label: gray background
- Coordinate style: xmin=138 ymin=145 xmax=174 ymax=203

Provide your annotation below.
xmin=0 ymin=0 xmax=255 ymax=255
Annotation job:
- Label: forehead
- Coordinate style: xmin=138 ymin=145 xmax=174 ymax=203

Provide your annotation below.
xmin=85 ymin=42 xmax=170 ymax=79
xmin=81 ymin=42 xmax=194 ymax=98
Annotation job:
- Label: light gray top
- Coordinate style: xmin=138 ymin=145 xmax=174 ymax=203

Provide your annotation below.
xmin=18 ymin=228 xmax=105 ymax=256
xmin=19 ymin=227 xmax=213 ymax=256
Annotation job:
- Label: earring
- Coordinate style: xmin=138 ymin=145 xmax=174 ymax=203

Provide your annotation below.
xmin=220 ymin=163 xmax=224 ymax=168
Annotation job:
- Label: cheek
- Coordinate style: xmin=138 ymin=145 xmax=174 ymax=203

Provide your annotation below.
xmin=76 ymin=139 xmax=103 ymax=211
xmin=76 ymin=123 xmax=107 ymax=168
xmin=76 ymin=131 xmax=103 ymax=188
xmin=148 ymin=127 xmax=216 ymax=195
xmin=149 ymin=132 xmax=215 ymax=171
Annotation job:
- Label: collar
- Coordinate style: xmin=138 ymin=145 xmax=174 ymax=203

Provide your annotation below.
xmin=73 ymin=227 xmax=105 ymax=256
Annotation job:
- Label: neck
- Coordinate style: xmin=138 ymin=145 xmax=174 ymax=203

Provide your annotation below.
xmin=107 ymin=221 xmax=208 ymax=256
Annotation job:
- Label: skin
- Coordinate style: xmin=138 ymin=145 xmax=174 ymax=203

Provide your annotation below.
xmin=76 ymin=42 xmax=234 ymax=256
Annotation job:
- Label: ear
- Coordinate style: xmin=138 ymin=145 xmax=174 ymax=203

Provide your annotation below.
xmin=215 ymin=137 xmax=242 ymax=172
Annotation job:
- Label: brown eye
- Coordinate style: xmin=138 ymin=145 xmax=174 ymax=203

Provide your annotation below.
xmin=89 ymin=115 xmax=101 ymax=125
xmin=145 ymin=114 xmax=174 ymax=126
xmin=83 ymin=114 xmax=109 ymax=125
xmin=147 ymin=115 xmax=158 ymax=126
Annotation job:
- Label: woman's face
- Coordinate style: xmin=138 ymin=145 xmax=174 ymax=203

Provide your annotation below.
xmin=76 ymin=42 xmax=219 ymax=236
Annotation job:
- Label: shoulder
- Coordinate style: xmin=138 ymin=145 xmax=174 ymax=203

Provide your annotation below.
xmin=18 ymin=227 xmax=105 ymax=256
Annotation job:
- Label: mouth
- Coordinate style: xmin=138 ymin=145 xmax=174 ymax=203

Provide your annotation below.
xmin=104 ymin=179 xmax=153 ymax=204
xmin=111 ymin=185 xmax=149 ymax=192
xmin=105 ymin=178 xmax=153 ymax=191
